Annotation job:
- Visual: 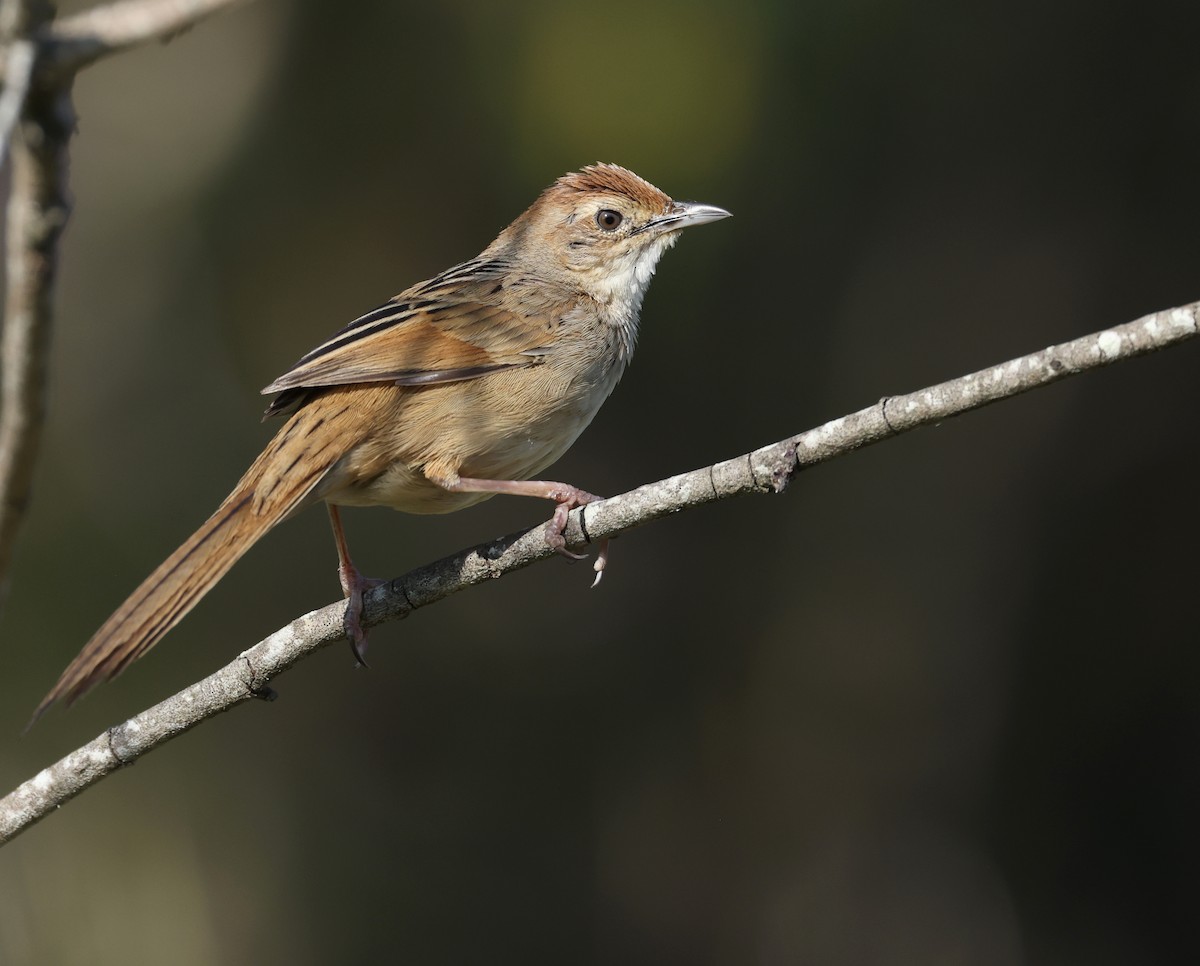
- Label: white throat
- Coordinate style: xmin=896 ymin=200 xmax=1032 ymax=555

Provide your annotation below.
xmin=590 ymin=233 xmax=679 ymax=359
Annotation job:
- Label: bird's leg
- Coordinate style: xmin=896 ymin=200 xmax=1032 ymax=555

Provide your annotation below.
xmin=435 ymin=476 xmax=610 ymax=587
xmin=327 ymin=503 xmax=384 ymax=665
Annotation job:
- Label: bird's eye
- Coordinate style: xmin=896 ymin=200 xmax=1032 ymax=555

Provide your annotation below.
xmin=596 ymin=209 xmax=623 ymax=231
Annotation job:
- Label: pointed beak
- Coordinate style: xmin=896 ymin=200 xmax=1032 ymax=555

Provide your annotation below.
xmin=637 ymin=200 xmax=732 ymax=235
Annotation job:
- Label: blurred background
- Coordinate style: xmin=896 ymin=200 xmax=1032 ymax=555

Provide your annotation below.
xmin=2 ymin=0 xmax=1198 ymax=963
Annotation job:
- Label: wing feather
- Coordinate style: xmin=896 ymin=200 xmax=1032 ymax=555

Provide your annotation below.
xmin=261 ymin=259 xmax=559 ymax=418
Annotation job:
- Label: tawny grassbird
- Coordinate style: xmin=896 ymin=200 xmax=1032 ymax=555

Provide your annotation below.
xmin=33 ymin=164 xmax=730 ymax=721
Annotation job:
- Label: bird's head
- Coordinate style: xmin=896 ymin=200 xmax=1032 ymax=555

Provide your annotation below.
xmin=490 ymin=163 xmax=730 ymax=312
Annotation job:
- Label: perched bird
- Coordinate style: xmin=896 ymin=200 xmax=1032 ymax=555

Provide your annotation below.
xmin=33 ymin=163 xmax=730 ymax=721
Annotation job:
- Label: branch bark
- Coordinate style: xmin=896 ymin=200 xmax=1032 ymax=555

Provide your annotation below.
xmin=0 ymin=0 xmax=248 ymax=595
xmin=0 ymin=13 xmax=70 ymax=596
xmin=38 ymin=0 xmax=246 ymax=80
xmin=2 ymin=298 xmax=1196 ymax=845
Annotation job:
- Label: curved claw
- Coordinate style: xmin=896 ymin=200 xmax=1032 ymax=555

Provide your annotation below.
xmin=342 ymin=573 xmax=385 ymax=668
xmin=590 ymin=538 xmax=610 ymax=588
xmin=543 ymin=496 xmax=611 ymax=585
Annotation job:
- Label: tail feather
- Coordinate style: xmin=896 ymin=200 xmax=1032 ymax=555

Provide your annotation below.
xmin=30 ymin=410 xmax=346 ymax=724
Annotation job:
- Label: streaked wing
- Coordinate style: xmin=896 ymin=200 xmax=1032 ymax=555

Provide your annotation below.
xmin=261 ymin=259 xmax=556 ymax=414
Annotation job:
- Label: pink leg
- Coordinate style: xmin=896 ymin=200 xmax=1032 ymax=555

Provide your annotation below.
xmin=437 ymin=476 xmax=610 ymax=587
xmin=328 ymin=504 xmax=385 ymax=665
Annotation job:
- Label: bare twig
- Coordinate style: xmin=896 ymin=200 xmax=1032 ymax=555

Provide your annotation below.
xmin=39 ymin=0 xmax=247 ymax=80
xmin=0 ymin=37 xmax=32 ymax=159
xmin=0 ymin=41 xmax=70 ymax=595
xmin=2 ymin=299 xmax=1196 ymax=845
xmin=0 ymin=0 xmax=246 ymax=594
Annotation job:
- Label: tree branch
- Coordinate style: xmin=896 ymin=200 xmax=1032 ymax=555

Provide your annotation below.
xmin=38 ymin=0 xmax=247 ymax=80
xmin=0 ymin=43 xmax=71 ymax=598
xmin=0 ymin=36 xmax=32 ymax=160
xmin=0 ymin=0 xmax=247 ymax=594
xmin=2 ymin=298 xmax=1196 ymax=845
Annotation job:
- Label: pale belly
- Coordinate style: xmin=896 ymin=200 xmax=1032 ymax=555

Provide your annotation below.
xmin=319 ymin=356 xmax=623 ymax=515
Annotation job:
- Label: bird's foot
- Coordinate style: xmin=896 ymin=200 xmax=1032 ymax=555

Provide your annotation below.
xmin=542 ymin=487 xmax=609 ymax=587
xmin=338 ymin=563 xmax=386 ymax=668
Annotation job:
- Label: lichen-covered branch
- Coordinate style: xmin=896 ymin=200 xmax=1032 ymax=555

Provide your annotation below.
xmin=2 ymin=299 xmax=1195 ymax=845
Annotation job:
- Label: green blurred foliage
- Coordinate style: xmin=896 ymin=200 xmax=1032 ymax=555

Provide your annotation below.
xmin=2 ymin=0 xmax=1199 ymax=963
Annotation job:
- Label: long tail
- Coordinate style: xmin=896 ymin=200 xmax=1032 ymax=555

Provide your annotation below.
xmin=31 ymin=403 xmax=350 ymax=723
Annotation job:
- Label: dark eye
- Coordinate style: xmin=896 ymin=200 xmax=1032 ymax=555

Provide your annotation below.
xmin=596 ymin=209 xmax=623 ymax=231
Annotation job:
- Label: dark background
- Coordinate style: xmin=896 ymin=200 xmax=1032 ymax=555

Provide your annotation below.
xmin=2 ymin=1 xmax=1198 ymax=963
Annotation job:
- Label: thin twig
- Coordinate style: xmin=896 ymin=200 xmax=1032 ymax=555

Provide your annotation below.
xmin=38 ymin=0 xmax=247 ymax=80
xmin=0 ymin=71 xmax=71 ymax=599
xmin=2 ymin=299 xmax=1196 ymax=845
xmin=0 ymin=37 xmax=32 ymax=159
xmin=0 ymin=0 xmax=246 ymax=594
